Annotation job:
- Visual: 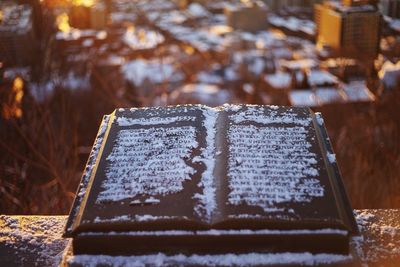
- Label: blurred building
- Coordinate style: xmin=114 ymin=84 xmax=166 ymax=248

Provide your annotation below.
xmin=17 ymin=0 xmax=42 ymax=38
xmin=225 ymin=1 xmax=268 ymax=32
xmin=69 ymin=2 xmax=107 ymax=29
xmin=341 ymin=0 xmax=379 ymax=7
xmin=0 ymin=2 xmax=37 ymax=66
xmin=90 ymin=3 xmax=107 ymax=30
xmin=175 ymin=0 xmax=210 ymax=9
xmin=379 ymin=60 xmax=400 ymax=91
xmin=69 ymin=5 xmax=90 ymax=29
xmin=168 ymin=83 xmax=235 ymax=107
xmin=315 ymin=0 xmax=381 ymax=59
xmin=265 ymin=0 xmax=323 ymax=11
xmin=380 ymin=0 xmax=400 ymax=19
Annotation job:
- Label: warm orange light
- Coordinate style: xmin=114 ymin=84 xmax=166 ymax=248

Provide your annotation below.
xmin=2 ymin=77 xmax=24 ymax=119
xmin=209 ymin=25 xmax=233 ymax=36
xmin=57 ymin=12 xmax=71 ymax=33
xmin=12 ymin=77 xmax=24 ymax=118
xmin=71 ymin=0 xmax=96 ymax=7
xmin=183 ymin=45 xmax=195 ymax=55
xmin=13 ymin=78 xmax=24 ymax=101
xmin=138 ymin=29 xmax=146 ymax=43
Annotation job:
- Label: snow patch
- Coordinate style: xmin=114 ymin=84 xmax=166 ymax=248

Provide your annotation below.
xmin=193 ymin=107 xmax=218 ymax=222
xmin=67 ymin=252 xmax=352 ymax=266
xmin=327 ymin=153 xmax=336 ymax=164
xmin=97 ymin=126 xmax=198 ymax=202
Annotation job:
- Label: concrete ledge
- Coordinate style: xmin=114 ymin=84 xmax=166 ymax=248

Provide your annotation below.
xmin=0 ymin=210 xmax=399 ymax=266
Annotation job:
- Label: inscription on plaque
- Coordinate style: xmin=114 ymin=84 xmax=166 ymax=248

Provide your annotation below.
xmin=227 ymin=124 xmax=324 ymax=211
xmin=66 ymin=105 xmax=359 ymax=257
xmin=97 ymin=126 xmax=198 ymax=203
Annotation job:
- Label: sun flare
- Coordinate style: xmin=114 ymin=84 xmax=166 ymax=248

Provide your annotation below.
xmin=71 ymin=0 xmax=96 ymax=7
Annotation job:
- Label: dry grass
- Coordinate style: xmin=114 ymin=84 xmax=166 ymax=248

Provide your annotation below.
xmin=0 ymin=82 xmax=399 ymax=214
xmin=321 ymin=92 xmax=400 ymax=209
xmin=0 ymin=89 xmax=79 ymax=214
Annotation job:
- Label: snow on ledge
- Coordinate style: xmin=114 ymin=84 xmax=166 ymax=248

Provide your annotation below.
xmin=67 ymin=252 xmax=352 ymax=266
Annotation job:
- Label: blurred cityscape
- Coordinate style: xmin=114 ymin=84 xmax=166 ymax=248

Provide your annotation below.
xmin=0 ymin=0 xmax=399 ymax=214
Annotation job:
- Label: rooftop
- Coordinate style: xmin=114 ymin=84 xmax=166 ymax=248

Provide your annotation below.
xmin=323 ymin=1 xmax=377 ymax=14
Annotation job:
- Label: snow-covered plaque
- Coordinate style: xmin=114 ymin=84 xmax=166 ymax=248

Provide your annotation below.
xmin=64 ymin=105 xmax=358 ymax=256
xmin=98 ymin=126 xmax=198 ymax=203
xmin=221 ymin=107 xmax=336 ymax=221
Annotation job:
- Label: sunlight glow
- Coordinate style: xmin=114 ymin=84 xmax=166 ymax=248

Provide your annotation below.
xmin=71 ymin=0 xmax=96 ymax=7
xmin=57 ymin=12 xmax=71 ymax=33
xmin=183 ymin=45 xmax=195 ymax=55
xmin=2 ymin=77 xmax=24 ymax=119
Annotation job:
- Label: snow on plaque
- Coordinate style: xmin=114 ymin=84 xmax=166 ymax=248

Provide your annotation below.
xmin=227 ymin=108 xmax=324 ymax=211
xmin=97 ymin=124 xmax=198 ymax=203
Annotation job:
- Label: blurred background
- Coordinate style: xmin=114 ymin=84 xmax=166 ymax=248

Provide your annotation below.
xmin=0 ymin=0 xmax=399 ymax=214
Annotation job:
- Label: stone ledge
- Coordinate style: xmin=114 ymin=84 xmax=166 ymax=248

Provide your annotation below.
xmin=0 ymin=209 xmax=399 ymax=266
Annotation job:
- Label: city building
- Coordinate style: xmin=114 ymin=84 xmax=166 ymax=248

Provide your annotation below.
xmin=17 ymin=0 xmax=42 ymax=38
xmin=380 ymin=0 xmax=400 ymax=19
xmin=265 ymin=0 xmax=323 ymax=11
xmin=69 ymin=1 xmax=107 ymax=29
xmin=0 ymin=2 xmax=37 ymax=67
xmin=315 ymin=0 xmax=381 ymax=59
xmin=225 ymin=1 xmax=268 ymax=32
xmin=175 ymin=0 xmax=210 ymax=9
